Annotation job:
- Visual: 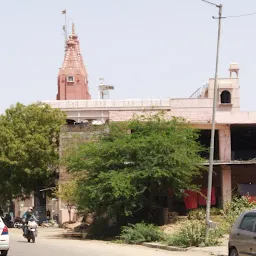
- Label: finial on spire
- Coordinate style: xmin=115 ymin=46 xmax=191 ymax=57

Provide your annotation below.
xmin=72 ymin=22 xmax=76 ymax=35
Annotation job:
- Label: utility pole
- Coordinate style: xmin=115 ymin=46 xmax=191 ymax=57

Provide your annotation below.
xmin=201 ymin=0 xmax=223 ymax=243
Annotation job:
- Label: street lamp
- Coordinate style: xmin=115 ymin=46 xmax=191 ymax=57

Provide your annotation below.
xmin=201 ymin=0 xmax=223 ymax=243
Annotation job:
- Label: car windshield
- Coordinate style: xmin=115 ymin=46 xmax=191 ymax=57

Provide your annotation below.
xmin=239 ymin=212 xmax=256 ymax=232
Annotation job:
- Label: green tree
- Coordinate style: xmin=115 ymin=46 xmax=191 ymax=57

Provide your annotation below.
xmin=65 ymin=113 xmax=205 ymax=224
xmin=0 ymin=102 xmax=66 ymax=202
xmin=55 ymin=180 xmax=78 ymax=223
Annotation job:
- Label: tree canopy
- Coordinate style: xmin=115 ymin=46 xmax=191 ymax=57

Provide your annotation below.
xmin=0 ymin=102 xmax=66 ymax=204
xmin=65 ymin=113 xmax=206 ymax=223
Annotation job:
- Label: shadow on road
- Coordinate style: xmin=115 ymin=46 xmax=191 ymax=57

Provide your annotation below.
xmin=41 ymin=234 xmax=85 ymax=240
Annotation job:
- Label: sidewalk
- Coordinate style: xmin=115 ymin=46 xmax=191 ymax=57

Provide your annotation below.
xmin=142 ymin=236 xmax=229 ymax=256
xmin=189 ymin=246 xmax=228 ymax=256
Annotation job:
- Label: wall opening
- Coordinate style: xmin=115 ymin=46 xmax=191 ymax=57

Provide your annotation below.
xmin=231 ymin=125 xmax=256 ymax=160
xmin=220 ymin=90 xmax=231 ymax=104
xmin=66 ymin=119 xmax=76 ymax=125
xmin=67 ymin=76 xmax=74 ymax=82
xmin=197 ymin=130 xmax=219 ymax=160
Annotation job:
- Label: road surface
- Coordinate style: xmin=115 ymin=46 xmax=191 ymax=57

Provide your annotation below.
xmin=8 ymin=228 xmax=209 ymax=256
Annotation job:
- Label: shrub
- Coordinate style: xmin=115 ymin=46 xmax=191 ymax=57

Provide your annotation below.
xmin=188 ymin=208 xmax=222 ymax=221
xmin=119 ymin=222 xmax=164 ymax=244
xmin=188 ymin=209 xmax=205 ymax=220
xmin=210 ymin=207 xmax=222 ymax=216
xmin=165 ymin=220 xmax=222 ymax=248
xmin=87 ymin=216 xmax=121 ymax=239
xmin=220 ymin=196 xmax=256 ymax=233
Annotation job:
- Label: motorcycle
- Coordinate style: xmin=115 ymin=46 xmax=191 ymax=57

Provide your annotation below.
xmin=23 ymin=217 xmax=38 ymax=243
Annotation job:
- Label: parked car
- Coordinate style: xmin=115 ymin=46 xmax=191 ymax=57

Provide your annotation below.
xmin=0 ymin=217 xmax=9 ymax=255
xmin=229 ymin=209 xmax=256 ymax=256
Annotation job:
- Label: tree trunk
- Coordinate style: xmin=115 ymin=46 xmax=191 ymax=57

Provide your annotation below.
xmin=68 ymin=208 xmax=71 ymax=223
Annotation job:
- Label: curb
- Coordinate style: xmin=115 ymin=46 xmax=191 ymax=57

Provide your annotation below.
xmin=142 ymin=242 xmax=228 ymax=256
xmin=142 ymin=242 xmax=188 ymax=252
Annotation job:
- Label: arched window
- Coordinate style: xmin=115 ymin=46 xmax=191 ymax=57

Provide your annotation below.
xmin=220 ymin=90 xmax=231 ymax=104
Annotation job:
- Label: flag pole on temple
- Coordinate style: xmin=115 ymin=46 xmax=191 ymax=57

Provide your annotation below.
xmin=62 ymin=9 xmax=67 ymax=51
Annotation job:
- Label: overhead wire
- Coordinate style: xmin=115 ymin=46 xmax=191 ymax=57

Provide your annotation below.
xmin=224 ymin=12 xmax=256 ymax=19
xmin=200 ymin=0 xmax=256 ymax=19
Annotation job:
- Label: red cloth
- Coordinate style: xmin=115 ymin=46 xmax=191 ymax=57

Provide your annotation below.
xmin=198 ymin=187 xmax=216 ymax=206
xmin=245 ymin=196 xmax=256 ymax=203
xmin=184 ymin=190 xmax=198 ymax=210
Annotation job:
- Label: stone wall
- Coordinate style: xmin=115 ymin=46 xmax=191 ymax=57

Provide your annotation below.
xmin=58 ymin=124 xmax=108 ymax=223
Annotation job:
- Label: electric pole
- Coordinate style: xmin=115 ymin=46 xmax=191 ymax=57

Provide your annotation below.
xmin=201 ymin=0 xmax=223 ymax=243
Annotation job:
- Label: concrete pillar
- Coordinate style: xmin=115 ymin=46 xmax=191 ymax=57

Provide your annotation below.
xmin=221 ymin=165 xmax=232 ymax=207
xmin=219 ymin=125 xmax=231 ymax=162
xmin=219 ymin=125 xmax=232 ymax=206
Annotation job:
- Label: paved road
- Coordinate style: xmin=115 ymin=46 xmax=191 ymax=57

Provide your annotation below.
xmin=8 ymin=229 xmax=209 ymax=256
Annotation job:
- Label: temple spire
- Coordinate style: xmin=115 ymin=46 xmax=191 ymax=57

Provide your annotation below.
xmin=72 ymin=22 xmax=76 ymax=36
xmin=57 ymin=23 xmax=91 ymax=100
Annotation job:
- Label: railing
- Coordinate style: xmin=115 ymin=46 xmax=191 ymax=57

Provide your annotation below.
xmin=189 ymin=87 xmax=202 ymax=98
xmin=42 ymin=98 xmax=211 ymax=110
xmin=42 ymin=99 xmax=172 ymax=109
xmin=61 ymin=124 xmax=108 ymax=133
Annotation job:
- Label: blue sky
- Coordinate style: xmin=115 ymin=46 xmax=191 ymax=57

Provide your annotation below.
xmin=1 ymin=0 xmax=256 ymax=112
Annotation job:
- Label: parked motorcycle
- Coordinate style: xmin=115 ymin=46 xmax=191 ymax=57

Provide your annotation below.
xmin=23 ymin=217 xmax=38 ymax=243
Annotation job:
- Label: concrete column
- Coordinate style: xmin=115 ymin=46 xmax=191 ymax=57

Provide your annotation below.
xmin=221 ymin=165 xmax=232 ymax=207
xmin=219 ymin=125 xmax=231 ymax=162
xmin=219 ymin=125 xmax=232 ymax=206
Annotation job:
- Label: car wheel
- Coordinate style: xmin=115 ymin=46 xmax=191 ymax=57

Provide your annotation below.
xmin=229 ymin=248 xmax=238 ymax=256
xmin=1 ymin=250 xmax=8 ymax=256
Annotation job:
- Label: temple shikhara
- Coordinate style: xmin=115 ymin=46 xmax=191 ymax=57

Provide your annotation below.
xmin=57 ymin=23 xmax=91 ymax=100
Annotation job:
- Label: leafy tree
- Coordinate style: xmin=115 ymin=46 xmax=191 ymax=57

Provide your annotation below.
xmin=65 ymin=113 xmax=205 ymax=224
xmin=55 ymin=180 xmax=78 ymax=223
xmin=0 ymin=102 xmax=66 ymax=202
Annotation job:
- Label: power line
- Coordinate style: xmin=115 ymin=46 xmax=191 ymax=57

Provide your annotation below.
xmin=201 ymin=0 xmax=256 ymax=19
xmin=224 ymin=12 xmax=256 ymax=19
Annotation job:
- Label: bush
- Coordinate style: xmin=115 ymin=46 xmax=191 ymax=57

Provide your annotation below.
xmin=165 ymin=220 xmax=222 ymax=248
xmin=188 ymin=208 xmax=222 ymax=221
xmin=119 ymin=222 xmax=164 ymax=244
xmin=87 ymin=216 xmax=121 ymax=239
xmin=188 ymin=209 xmax=205 ymax=220
xmin=220 ymin=196 xmax=256 ymax=233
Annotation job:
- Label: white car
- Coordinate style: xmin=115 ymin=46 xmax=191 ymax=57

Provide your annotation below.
xmin=0 ymin=217 xmax=9 ymax=255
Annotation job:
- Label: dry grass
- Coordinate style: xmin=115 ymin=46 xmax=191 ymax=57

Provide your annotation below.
xmin=159 ymin=216 xmax=188 ymax=235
